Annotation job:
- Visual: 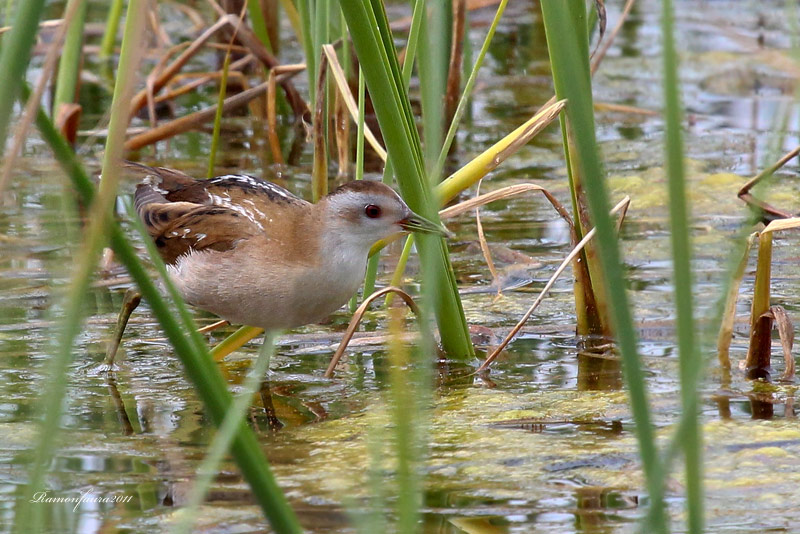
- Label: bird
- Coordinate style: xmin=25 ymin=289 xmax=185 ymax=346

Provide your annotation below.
xmin=129 ymin=163 xmax=447 ymax=332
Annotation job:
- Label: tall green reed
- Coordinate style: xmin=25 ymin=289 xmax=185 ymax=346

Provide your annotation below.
xmin=53 ymin=0 xmax=88 ymax=113
xmin=340 ymin=0 xmax=474 ymax=360
xmin=99 ymin=0 xmax=124 ymax=62
xmin=13 ymin=2 xmax=148 ymax=532
xmin=247 ymin=0 xmax=273 ymax=51
xmin=539 ymin=1 xmax=668 ymax=531
xmin=418 ymin=0 xmax=451 ymax=172
xmin=660 ymin=0 xmax=703 ymax=531
xmin=0 ymin=0 xmax=45 ymax=152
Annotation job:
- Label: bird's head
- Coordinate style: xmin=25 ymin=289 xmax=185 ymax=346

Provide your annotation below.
xmin=321 ymin=180 xmax=449 ymax=251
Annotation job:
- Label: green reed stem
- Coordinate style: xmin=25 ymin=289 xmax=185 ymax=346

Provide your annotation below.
xmin=341 ymin=0 xmax=473 ymax=359
xmin=387 ymin=317 xmax=421 ymax=532
xmin=431 ymin=0 xmax=509 ymax=182
xmin=660 ymin=0 xmax=703 ymax=531
xmin=417 ymin=0 xmax=450 ymax=171
xmin=174 ymin=333 xmax=277 ymax=534
xmin=356 ymin=68 xmax=366 ymax=180
xmin=296 ymin=0 xmax=315 ymax=105
xmin=384 ymin=235 xmax=415 ymax=307
xmin=540 ymin=2 xmax=668 ymax=532
xmin=53 ymin=0 xmax=88 ymax=113
xmin=99 ymin=0 xmax=124 ymax=61
xmin=362 ymin=0 xmax=424 ymax=301
xmin=352 ymin=69 xmax=369 ymax=310
xmin=207 ymin=43 xmax=235 ymax=178
xmin=247 ymin=0 xmax=273 ymax=51
xmin=12 ymin=3 xmax=147 ymax=533
xmin=0 ymin=0 xmax=45 ymax=153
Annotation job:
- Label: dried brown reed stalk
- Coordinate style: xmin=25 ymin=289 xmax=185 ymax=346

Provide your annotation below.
xmin=128 ymin=14 xmax=307 ymax=122
xmin=324 ymin=286 xmax=420 ymax=378
xmin=738 ymin=145 xmax=800 ymax=220
xmin=125 ymin=77 xmax=297 ymax=150
xmin=476 ymin=196 xmax=631 ymax=373
xmin=322 ymin=45 xmax=386 ymax=160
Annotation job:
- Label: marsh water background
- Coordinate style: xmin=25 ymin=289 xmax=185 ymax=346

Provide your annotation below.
xmin=2 ymin=0 xmax=800 ymax=532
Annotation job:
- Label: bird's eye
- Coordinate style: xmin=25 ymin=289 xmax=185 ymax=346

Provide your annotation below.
xmin=364 ymin=204 xmax=382 ymax=219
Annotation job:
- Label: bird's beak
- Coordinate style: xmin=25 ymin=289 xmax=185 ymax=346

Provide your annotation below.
xmin=399 ymin=210 xmax=453 ymax=238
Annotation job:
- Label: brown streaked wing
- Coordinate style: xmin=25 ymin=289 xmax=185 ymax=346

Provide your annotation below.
xmin=125 ymin=161 xmax=309 ymax=214
xmin=141 ymin=202 xmax=262 ymax=265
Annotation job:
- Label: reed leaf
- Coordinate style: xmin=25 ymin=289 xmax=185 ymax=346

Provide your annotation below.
xmin=53 ymin=0 xmax=88 ymax=113
xmin=340 ymin=0 xmax=474 ymax=359
xmin=13 ymin=3 xmax=147 ymax=532
xmin=0 ymin=0 xmax=46 ymax=153
xmin=660 ymin=0 xmax=703 ymax=530
xmin=173 ymin=332 xmax=278 ymax=534
xmin=99 ymin=0 xmax=124 ymax=61
xmin=418 ymin=0 xmax=451 ymax=171
xmin=296 ymin=0 xmax=315 ymax=104
xmin=540 ymin=2 xmax=668 ymax=531
xmin=247 ymin=0 xmax=273 ymax=50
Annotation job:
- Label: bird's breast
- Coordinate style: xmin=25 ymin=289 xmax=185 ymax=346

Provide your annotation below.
xmin=167 ymin=241 xmax=368 ymax=330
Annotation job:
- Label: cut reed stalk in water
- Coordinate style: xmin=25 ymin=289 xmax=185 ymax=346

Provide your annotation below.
xmin=745 ymin=230 xmax=773 ymax=378
xmin=477 ymin=196 xmax=630 ymax=372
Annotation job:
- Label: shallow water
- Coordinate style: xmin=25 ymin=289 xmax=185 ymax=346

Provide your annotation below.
xmin=2 ymin=1 xmax=800 ymax=533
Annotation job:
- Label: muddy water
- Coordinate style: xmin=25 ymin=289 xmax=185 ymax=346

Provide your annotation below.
xmin=2 ymin=1 xmax=800 ymax=533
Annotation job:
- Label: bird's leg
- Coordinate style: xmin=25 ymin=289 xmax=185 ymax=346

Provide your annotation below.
xmin=258 ymin=379 xmax=283 ymax=431
xmin=104 ymin=288 xmax=142 ymax=367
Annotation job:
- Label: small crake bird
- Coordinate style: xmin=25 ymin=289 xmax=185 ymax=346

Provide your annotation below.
xmin=131 ymin=163 xmax=447 ymax=331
